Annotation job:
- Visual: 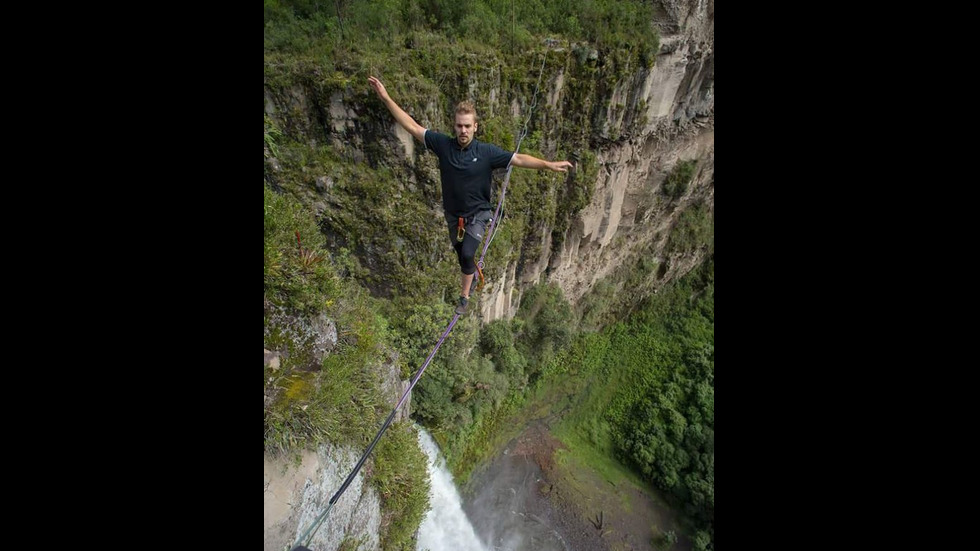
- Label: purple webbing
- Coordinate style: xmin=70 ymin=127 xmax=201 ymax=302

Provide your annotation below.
xmin=477 ymin=166 xmax=513 ymax=268
xmin=399 ymin=313 xmax=460 ymax=408
xmin=479 ymin=53 xmax=545 ymax=269
xmin=477 ymin=129 xmax=527 ymax=270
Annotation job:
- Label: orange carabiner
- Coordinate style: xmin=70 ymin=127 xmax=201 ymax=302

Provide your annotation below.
xmin=457 ymin=217 xmax=465 ymax=242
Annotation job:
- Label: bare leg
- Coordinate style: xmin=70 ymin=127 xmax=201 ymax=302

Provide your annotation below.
xmin=461 ymin=272 xmax=475 ymax=299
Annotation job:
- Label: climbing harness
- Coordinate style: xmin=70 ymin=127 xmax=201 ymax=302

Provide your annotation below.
xmin=289 ymin=51 xmax=551 ymax=551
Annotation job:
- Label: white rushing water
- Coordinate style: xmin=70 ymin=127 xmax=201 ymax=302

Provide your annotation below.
xmin=415 ymin=427 xmax=489 ymax=551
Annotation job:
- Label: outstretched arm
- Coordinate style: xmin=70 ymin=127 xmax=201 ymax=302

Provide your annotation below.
xmin=368 ymin=76 xmax=425 ymax=142
xmin=511 ymin=153 xmax=574 ymax=173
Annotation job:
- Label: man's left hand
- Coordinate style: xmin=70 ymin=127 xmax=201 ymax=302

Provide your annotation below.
xmin=549 ymin=161 xmax=574 ymax=173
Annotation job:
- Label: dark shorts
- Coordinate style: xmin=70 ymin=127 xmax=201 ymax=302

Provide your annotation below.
xmin=445 ymin=209 xmax=493 ymax=244
xmin=445 ymin=209 xmax=493 ymax=275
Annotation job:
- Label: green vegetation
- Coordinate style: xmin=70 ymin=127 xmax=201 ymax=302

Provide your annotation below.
xmin=265 ymin=183 xmax=435 ymax=549
xmin=565 ymin=259 xmax=714 ymax=549
xmin=265 ymin=3 xmax=711 ymax=549
xmin=513 ymin=283 xmax=574 ymax=379
xmin=666 ymin=200 xmax=713 ymax=255
xmin=265 ymin=181 xmax=713 ymax=548
xmin=265 ymin=177 xmax=712 ymax=545
xmin=662 ymin=159 xmax=697 ymax=200
xmin=575 ymin=239 xmax=664 ymax=333
xmin=263 ymin=0 xmax=660 ymax=328
xmin=480 ymin=319 xmax=528 ymax=386
xmin=372 ymin=422 xmax=431 ymax=551
xmin=265 ymin=0 xmax=658 ymax=62
xmin=264 ymin=185 xmax=392 ymax=455
xmin=439 ymin=260 xmax=715 ymax=549
xmin=265 ymin=114 xmax=282 ymax=159
xmin=264 ymin=185 xmax=341 ymax=315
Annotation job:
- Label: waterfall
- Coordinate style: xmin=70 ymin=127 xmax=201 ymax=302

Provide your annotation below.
xmin=415 ymin=427 xmax=489 ymax=551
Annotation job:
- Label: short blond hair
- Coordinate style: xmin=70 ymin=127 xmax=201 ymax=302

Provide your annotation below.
xmin=454 ymin=101 xmax=478 ymax=121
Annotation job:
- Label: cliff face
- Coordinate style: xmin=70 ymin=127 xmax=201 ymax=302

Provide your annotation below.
xmin=264 ymin=444 xmax=382 ymax=551
xmin=265 ymin=0 xmax=714 ymax=325
xmin=481 ymin=0 xmax=714 ymax=321
xmin=264 ymin=2 xmax=714 ymax=547
xmin=263 ymin=316 xmax=410 ymax=551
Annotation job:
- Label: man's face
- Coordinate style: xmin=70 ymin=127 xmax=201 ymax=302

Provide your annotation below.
xmin=455 ymin=113 xmax=477 ymax=147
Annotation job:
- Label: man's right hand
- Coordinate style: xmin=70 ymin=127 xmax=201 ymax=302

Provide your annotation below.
xmin=368 ymin=76 xmax=390 ymax=102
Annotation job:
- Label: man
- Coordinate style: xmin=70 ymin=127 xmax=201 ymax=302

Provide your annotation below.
xmin=368 ymin=76 xmax=573 ymax=315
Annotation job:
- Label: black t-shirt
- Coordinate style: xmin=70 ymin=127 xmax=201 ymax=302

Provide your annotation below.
xmin=423 ymin=129 xmax=514 ymax=219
